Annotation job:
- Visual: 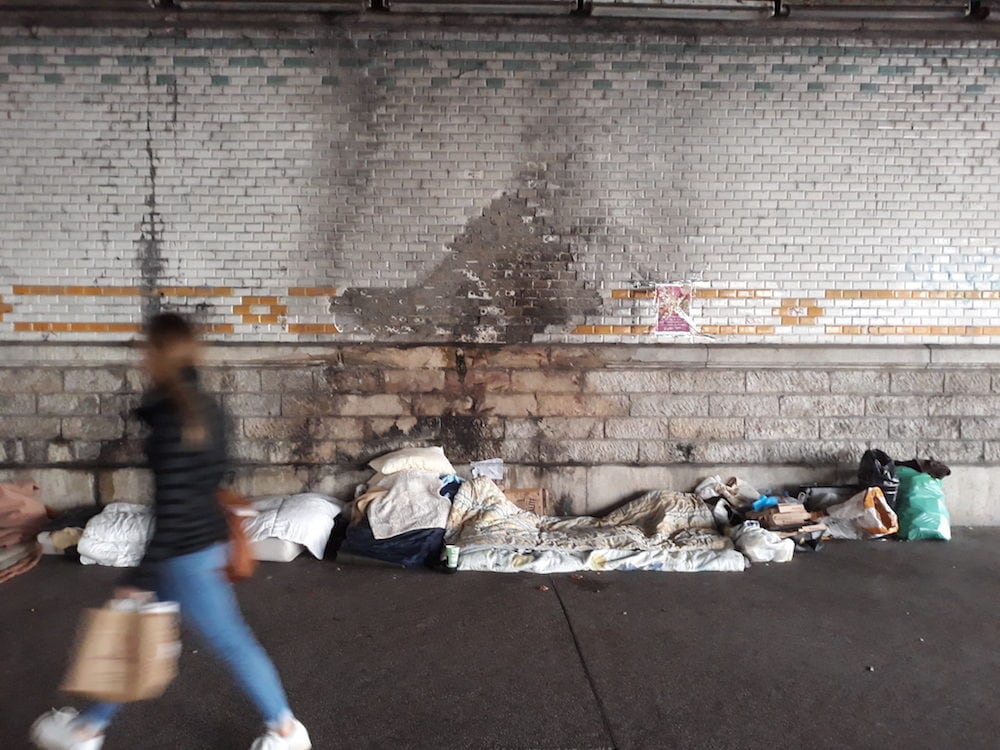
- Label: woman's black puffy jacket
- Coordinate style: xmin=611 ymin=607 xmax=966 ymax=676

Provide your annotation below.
xmin=124 ymin=368 xmax=230 ymax=590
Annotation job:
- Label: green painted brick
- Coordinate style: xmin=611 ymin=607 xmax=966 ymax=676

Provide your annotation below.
xmin=878 ymin=65 xmax=915 ymax=75
xmin=966 ymin=84 xmax=987 ymax=93
xmin=229 ymin=56 xmax=266 ymax=68
xmin=557 ymin=60 xmax=595 ymax=72
xmin=0 ymin=73 xmax=8 ymax=83
xmin=807 ymin=82 xmax=826 ymax=91
xmin=101 ymin=74 xmax=121 ymax=84
xmin=860 ymin=83 xmax=881 ymax=92
xmin=430 ymin=77 xmax=451 ymax=88
xmin=700 ymin=81 xmax=722 ymax=90
xmin=647 ymin=79 xmax=665 ymax=89
xmin=376 ymin=77 xmax=395 ymax=87
xmin=503 ymin=60 xmax=540 ymax=72
xmin=912 ymin=84 xmax=933 ymax=93
xmin=984 ymin=67 xmax=1000 ymax=77
xmin=612 ymin=61 xmax=645 ymax=72
xmin=593 ymin=80 xmax=612 ymax=90
xmin=9 ymin=54 xmax=46 ymax=66
xmin=754 ymin=82 xmax=774 ymax=91
xmin=339 ymin=58 xmax=368 ymax=68
xmin=156 ymin=74 xmax=176 ymax=85
xmin=44 ymin=73 xmax=64 ymax=84
xmin=448 ymin=59 xmax=486 ymax=71
xmin=773 ymin=64 xmax=808 ymax=73
xmin=321 ymin=75 xmax=339 ymax=85
xmin=664 ymin=62 xmax=701 ymax=72
xmin=720 ymin=63 xmax=757 ymax=73
xmin=395 ymin=58 xmax=430 ymax=69
xmin=283 ymin=56 xmax=316 ymax=68
xmin=211 ymin=75 xmax=230 ymax=86
xmin=537 ymin=79 xmax=559 ymax=88
xmin=267 ymin=75 xmax=287 ymax=86
xmin=117 ymin=55 xmax=154 ymax=67
xmin=485 ymin=78 xmax=505 ymax=89
xmin=468 ymin=41 xmax=508 ymax=53
xmin=826 ymin=64 xmax=861 ymax=74
xmin=174 ymin=56 xmax=211 ymax=67
xmin=64 ymin=55 xmax=100 ymax=67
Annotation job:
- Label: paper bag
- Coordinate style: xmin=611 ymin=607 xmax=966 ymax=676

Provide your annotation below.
xmin=62 ymin=602 xmax=181 ymax=703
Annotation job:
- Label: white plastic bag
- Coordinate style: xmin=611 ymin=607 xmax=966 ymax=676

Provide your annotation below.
xmin=823 ymin=487 xmax=898 ymax=540
xmin=731 ymin=520 xmax=794 ymax=563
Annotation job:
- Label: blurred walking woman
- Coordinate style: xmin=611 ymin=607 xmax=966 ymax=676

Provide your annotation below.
xmin=32 ymin=313 xmax=311 ymax=750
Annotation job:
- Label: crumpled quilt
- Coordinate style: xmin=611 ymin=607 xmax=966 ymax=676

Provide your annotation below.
xmin=365 ymin=471 xmax=452 ymax=540
xmin=78 ymin=503 xmax=154 ymax=568
xmin=244 ymin=493 xmax=344 ymax=559
xmin=445 ymin=478 xmax=746 ymax=573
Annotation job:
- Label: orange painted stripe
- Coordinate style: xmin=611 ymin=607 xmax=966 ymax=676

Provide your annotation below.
xmin=288 ymin=287 xmax=338 ymax=297
xmin=288 ymin=323 xmax=341 ymax=334
xmin=13 ymin=285 xmax=139 ymax=296
xmin=14 ymin=322 xmax=142 ymax=333
xmin=159 ymin=287 xmax=233 ymax=297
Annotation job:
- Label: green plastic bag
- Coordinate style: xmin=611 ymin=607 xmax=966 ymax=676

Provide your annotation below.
xmin=895 ymin=466 xmax=951 ymax=541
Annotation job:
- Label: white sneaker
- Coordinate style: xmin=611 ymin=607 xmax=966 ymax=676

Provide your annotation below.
xmin=30 ymin=708 xmax=104 ymax=750
xmin=250 ymin=719 xmax=312 ymax=750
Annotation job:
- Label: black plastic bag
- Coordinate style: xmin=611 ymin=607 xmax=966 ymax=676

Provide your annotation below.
xmin=859 ymin=449 xmax=896 ymax=486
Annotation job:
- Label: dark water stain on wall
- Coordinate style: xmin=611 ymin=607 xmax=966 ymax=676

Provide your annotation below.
xmin=331 ymin=166 xmax=601 ymax=343
xmin=135 ymin=69 xmax=165 ymax=320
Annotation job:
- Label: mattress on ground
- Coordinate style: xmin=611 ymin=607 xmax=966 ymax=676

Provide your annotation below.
xmin=445 ymin=478 xmax=746 ymax=574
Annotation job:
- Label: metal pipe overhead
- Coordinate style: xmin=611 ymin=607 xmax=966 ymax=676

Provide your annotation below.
xmin=382 ymin=1 xmax=578 ymax=14
xmin=588 ymin=1 xmax=776 ymax=18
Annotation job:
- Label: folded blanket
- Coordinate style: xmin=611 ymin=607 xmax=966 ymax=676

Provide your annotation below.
xmin=366 ymin=471 xmax=452 ymax=540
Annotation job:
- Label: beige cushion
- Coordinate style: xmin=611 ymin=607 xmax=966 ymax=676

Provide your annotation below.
xmin=368 ymin=446 xmax=455 ymax=476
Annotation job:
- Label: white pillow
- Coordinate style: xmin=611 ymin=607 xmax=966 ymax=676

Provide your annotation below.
xmin=368 ymin=446 xmax=455 ymax=476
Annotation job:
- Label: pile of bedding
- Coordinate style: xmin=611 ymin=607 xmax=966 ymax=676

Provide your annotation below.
xmin=445 ymin=478 xmax=747 ymax=573
xmin=340 ymin=447 xmax=456 ymax=568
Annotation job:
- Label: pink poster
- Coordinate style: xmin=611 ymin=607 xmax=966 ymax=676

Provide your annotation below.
xmin=654 ymin=284 xmax=696 ymax=335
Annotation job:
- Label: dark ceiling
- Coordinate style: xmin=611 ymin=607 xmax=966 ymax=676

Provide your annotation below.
xmin=0 ymin=1 xmax=997 ymax=37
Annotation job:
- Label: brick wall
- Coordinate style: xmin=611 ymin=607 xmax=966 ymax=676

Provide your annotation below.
xmin=2 ymin=24 xmax=1000 ymax=344
xmin=0 ymin=344 xmax=995 ymax=523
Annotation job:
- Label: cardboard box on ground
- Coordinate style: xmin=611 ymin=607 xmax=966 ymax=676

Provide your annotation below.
xmin=501 ymin=487 xmax=554 ymax=517
xmin=62 ymin=603 xmax=180 ymax=703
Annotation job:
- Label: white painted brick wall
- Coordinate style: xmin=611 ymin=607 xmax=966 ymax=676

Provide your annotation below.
xmin=0 ymin=28 xmax=999 ymax=343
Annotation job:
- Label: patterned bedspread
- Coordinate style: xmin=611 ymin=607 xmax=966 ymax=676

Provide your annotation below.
xmin=445 ymin=478 xmax=747 ymax=573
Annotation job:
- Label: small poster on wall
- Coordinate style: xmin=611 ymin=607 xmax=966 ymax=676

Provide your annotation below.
xmin=654 ymin=283 xmax=697 ymax=335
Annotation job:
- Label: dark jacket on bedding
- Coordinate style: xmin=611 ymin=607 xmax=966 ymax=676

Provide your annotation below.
xmin=124 ymin=368 xmax=230 ymax=589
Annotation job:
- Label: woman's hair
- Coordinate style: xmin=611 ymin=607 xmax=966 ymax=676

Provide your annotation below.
xmin=145 ymin=312 xmax=207 ymax=445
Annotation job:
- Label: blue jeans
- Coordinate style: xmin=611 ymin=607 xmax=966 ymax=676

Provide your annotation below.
xmin=80 ymin=543 xmax=292 ymax=731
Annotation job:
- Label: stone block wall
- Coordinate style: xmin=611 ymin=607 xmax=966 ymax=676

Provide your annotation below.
xmin=0 ymin=344 xmax=995 ymax=524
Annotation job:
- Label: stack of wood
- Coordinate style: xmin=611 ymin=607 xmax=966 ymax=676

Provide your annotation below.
xmin=746 ymin=501 xmax=826 ymax=538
